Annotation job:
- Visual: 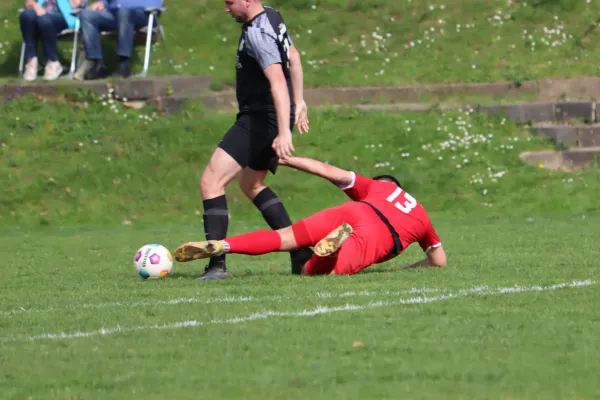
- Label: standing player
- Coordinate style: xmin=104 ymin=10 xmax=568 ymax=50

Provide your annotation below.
xmin=175 ymin=156 xmax=448 ymax=275
xmin=197 ymin=0 xmax=312 ymax=280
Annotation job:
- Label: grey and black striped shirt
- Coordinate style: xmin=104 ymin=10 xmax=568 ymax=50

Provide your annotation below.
xmin=235 ymin=6 xmax=294 ymax=113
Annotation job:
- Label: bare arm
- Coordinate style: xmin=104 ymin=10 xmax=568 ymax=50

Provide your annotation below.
xmin=289 ymin=45 xmax=304 ymax=105
xmin=401 ymin=246 xmax=447 ymax=270
xmin=289 ymin=45 xmax=309 ymax=134
xmin=279 ymin=156 xmax=353 ymax=188
xmin=264 ymin=63 xmax=294 ymax=158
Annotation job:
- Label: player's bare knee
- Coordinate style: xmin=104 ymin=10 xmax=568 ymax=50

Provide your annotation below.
xmin=200 ymin=169 xmax=226 ymax=199
xmin=238 ymin=178 xmax=266 ymax=200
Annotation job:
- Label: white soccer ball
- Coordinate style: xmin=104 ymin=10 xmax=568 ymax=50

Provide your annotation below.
xmin=133 ymin=244 xmax=173 ymax=279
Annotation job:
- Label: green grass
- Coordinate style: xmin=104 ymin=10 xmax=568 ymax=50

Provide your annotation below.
xmin=1 ymin=94 xmax=600 ymax=398
xmin=0 ymin=215 xmax=599 ymax=399
xmin=3 ymin=0 xmax=600 ymax=87
xmin=2 ymin=93 xmax=599 ymax=227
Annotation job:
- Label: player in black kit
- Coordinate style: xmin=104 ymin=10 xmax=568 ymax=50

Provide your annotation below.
xmin=195 ymin=0 xmax=312 ymax=280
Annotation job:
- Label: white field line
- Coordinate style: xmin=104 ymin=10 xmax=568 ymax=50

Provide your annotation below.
xmin=0 ymin=287 xmax=448 ymax=317
xmin=1 ymin=280 xmax=595 ymax=343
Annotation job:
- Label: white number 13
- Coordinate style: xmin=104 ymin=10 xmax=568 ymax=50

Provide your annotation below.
xmin=386 ymin=187 xmax=417 ymax=214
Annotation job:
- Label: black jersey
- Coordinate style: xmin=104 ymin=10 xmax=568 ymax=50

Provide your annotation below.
xmin=235 ymin=6 xmax=294 ymax=113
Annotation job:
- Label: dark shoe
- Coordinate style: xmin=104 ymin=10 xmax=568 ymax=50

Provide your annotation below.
xmin=196 ymin=264 xmax=232 ymax=281
xmin=83 ymin=61 xmax=108 ymax=80
xmin=111 ymin=60 xmax=131 ymax=79
xmin=290 ymin=247 xmax=314 ymax=275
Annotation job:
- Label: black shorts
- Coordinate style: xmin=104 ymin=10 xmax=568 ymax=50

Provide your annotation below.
xmin=218 ymin=111 xmax=295 ymax=174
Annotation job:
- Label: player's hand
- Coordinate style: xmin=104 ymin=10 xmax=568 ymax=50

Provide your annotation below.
xmin=273 ymin=132 xmax=295 ymax=159
xmin=294 ymin=100 xmax=309 ymax=135
xmin=33 ymin=4 xmax=46 ymax=16
xmin=89 ymin=1 xmax=105 ymax=11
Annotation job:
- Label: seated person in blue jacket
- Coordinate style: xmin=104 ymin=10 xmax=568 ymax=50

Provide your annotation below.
xmin=19 ymin=0 xmax=86 ymax=81
xmin=76 ymin=0 xmax=164 ymax=80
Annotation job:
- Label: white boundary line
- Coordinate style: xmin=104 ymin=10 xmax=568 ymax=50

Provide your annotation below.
xmin=1 ymin=280 xmax=594 ymax=343
xmin=0 ymin=287 xmax=448 ymax=317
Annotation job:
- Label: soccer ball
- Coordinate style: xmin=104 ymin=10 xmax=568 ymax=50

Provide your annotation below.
xmin=133 ymin=244 xmax=173 ymax=279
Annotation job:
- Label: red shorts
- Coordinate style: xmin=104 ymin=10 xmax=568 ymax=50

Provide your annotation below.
xmin=291 ymin=202 xmax=395 ymax=275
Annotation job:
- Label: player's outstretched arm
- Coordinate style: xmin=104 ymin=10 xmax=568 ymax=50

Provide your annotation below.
xmin=279 ymin=156 xmax=353 ymax=188
xmin=401 ymin=246 xmax=447 ymax=270
xmin=289 ymin=45 xmax=309 ymax=134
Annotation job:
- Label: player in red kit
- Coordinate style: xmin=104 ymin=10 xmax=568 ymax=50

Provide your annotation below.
xmin=174 ymin=156 xmax=447 ymax=275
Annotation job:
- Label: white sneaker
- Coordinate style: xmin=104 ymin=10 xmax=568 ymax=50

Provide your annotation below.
xmin=23 ymin=57 xmax=38 ymax=81
xmin=43 ymin=61 xmax=63 ymax=81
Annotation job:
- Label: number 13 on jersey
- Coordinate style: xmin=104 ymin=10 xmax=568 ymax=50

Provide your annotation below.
xmin=386 ymin=187 xmax=418 ymax=214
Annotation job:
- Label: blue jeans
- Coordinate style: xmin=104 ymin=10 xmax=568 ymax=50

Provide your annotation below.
xmin=19 ymin=9 xmax=68 ymax=62
xmin=79 ymin=8 xmax=151 ymax=61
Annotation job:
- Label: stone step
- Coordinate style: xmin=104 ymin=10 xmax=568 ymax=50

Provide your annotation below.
xmin=530 ymin=124 xmax=600 ymax=148
xmin=520 ymin=147 xmax=600 ymax=171
xmin=1 ymin=75 xmax=213 ymax=102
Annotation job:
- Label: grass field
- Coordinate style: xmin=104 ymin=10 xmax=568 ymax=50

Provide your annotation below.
xmin=2 ymin=0 xmax=600 ymax=87
xmin=1 ymin=94 xmax=600 ymax=398
xmin=1 ymin=216 xmax=599 ymax=399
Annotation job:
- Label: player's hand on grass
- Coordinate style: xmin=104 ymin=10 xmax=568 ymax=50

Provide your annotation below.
xmin=273 ymin=131 xmax=295 ymax=159
xmin=294 ymin=100 xmax=309 ymax=134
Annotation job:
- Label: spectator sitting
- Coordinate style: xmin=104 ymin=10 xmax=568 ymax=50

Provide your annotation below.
xmin=75 ymin=0 xmax=164 ymax=80
xmin=19 ymin=0 xmax=86 ymax=81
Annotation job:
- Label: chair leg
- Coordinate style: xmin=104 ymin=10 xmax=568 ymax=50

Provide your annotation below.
xmin=136 ymin=12 xmax=155 ymax=78
xmin=65 ymin=19 xmax=80 ymax=80
xmin=18 ymin=41 xmax=26 ymax=79
xmin=157 ymin=23 xmax=175 ymax=70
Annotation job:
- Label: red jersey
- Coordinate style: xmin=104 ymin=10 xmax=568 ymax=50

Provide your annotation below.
xmin=342 ymin=172 xmax=442 ymax=255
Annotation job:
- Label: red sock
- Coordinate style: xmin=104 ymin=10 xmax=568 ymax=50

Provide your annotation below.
xmin=223 ymin=230 xmax=282 ymax=255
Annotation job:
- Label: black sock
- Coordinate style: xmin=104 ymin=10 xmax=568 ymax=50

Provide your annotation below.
xmin=253 ymin=187 xmax=292 ymax=230
xmin=202 ymin=195 xmax=228 ymax=268
xmin=253 ymin=188 xmax=306 ymax=255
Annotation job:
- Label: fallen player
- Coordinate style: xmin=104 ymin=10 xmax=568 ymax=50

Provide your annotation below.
xmin=175 ymin=156 xmax=447 ymax=275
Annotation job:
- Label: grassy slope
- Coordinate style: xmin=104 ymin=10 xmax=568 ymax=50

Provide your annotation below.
xmin=1 ymin=94 xmax=598 ymax=228
xmin=2 ymin=0 xmax=600 ymax=86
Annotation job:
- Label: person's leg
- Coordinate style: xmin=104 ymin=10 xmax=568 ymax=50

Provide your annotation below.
xmin=35 ymin=12 xmax=68 ymax=80
xmin=19 ymin=9 xmax=39 ymax=80
xmin=197 ymin=148 xmax=243 ymax=279
xmin=238 ymin=167 xmax=313 ymax=274
xmin=240 ymin=111 xmax=312 ymax=274
xmin=35 ymin=12 xmax=67 ymax=61
xmin=113 ymin=7 xmax=148 ymax=77
xmin=79 ymin=9 xmax=116 ymax=79
xmin=174 ymin=206 xmax=349 ymax=262
xmin=330 ymin=236 xmax=371 ymax=275
xmin=196 ymin=117 xmax=253 ymax=280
